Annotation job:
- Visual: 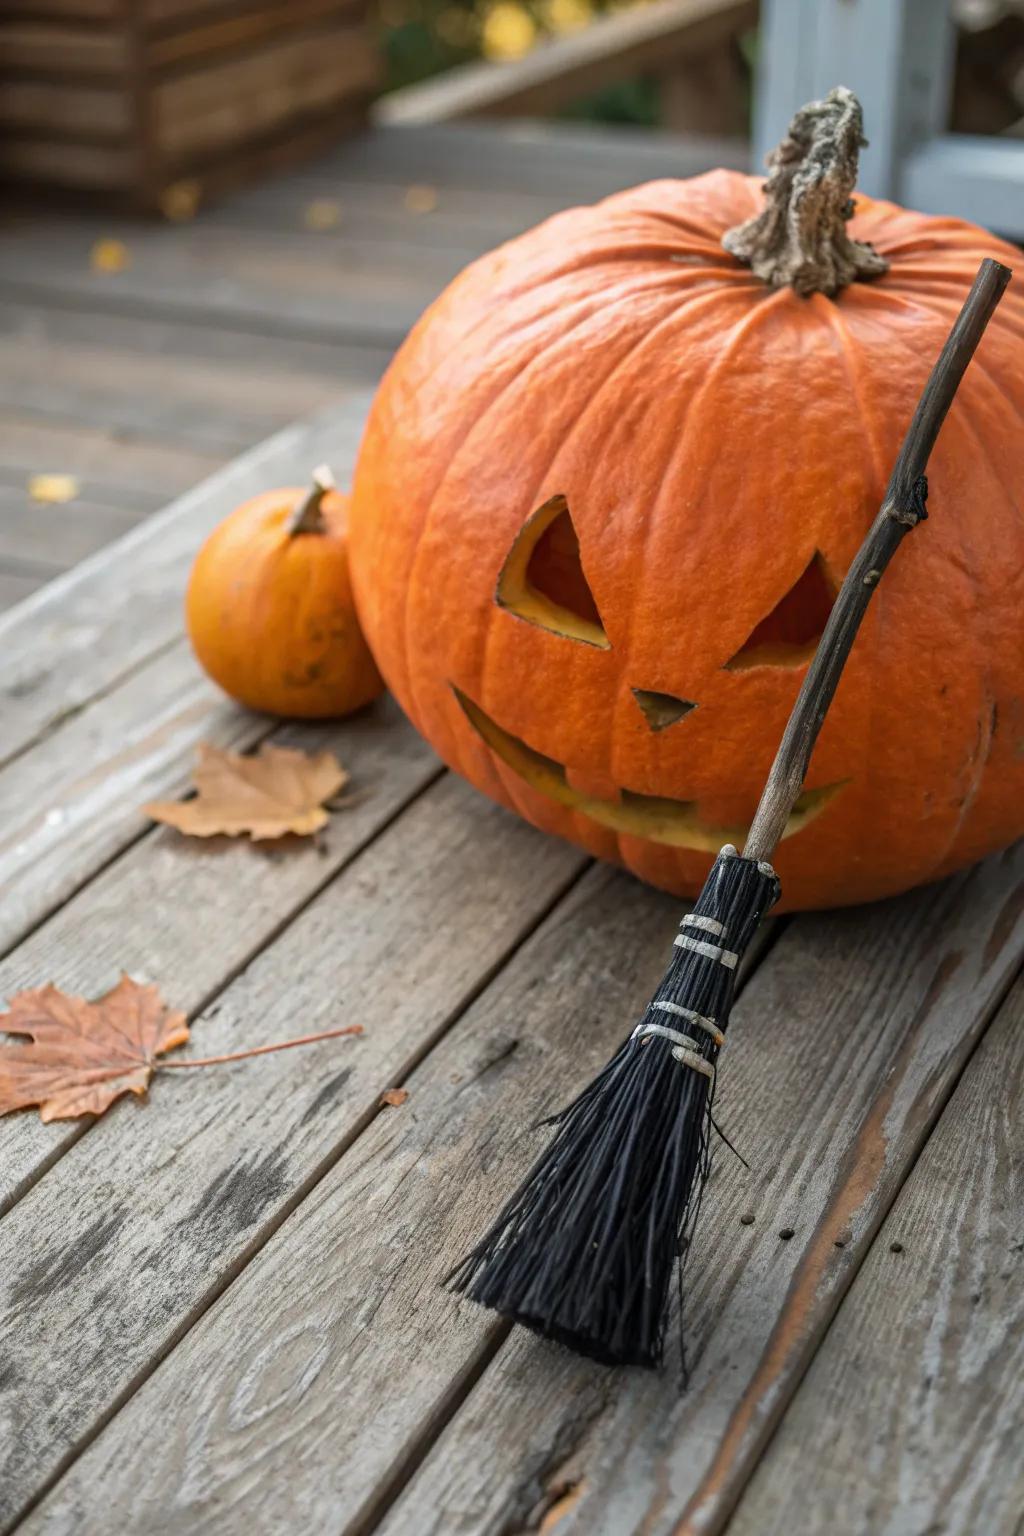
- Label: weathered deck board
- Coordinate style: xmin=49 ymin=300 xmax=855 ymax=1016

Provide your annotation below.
xmin=727 ymin=975 xmax=1024 ymax=1536
xmin=0 ymin=126 xmax=746 ymax=364
xmin=0 ymin=395 xmax=368 ymax=769
xmin=371 ymin=849 xmax=1024 ymax=1536
xmin=0 ymin=217 xmax=470 ymax=351
xmin=11 ymin=865 xmax=667 ymax=1534
xmin=0 ymin=571 xmax=42 ymax=612
xmin=0 ymin=122 xmax=740 ymax=592
xmin=0 ymin=642 xmax=270 ymax=958
xmin=0 ymin=487 xmax=140 ymax=574
xmin=0 ymin=412 xmax=225 ymax=505
xmin=0 ymin=778 xmax=586 ymax=1530
xmin=19 ymin=850 xmax=1024 ymax=1533
xmin=0 ymin=303 xmax=382 ymax=454
xmin=308 ymin=120 xmax=749 ymax=197
xmin=0 ymin=700 xmax=437 ymax=1217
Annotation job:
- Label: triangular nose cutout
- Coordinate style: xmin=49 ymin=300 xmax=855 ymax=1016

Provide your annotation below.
xmin=496 ymin=495 xmax=610 ymax=649
xmin=632 ymin=689 xmax=698 ymax=732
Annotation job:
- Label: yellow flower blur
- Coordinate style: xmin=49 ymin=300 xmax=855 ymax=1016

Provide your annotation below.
xmin=481 ymin=1 xmax=537 ymax=59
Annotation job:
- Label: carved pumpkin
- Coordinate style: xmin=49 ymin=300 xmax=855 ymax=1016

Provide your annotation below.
xmin=187 ymin=470 xmax=382 ymax=719
xmin=347 ymin=95 xmax=1024 ymax=910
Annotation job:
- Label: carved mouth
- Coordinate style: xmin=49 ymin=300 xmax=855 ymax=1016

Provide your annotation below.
xmin=454 ymin=687 xmax=844 ymax=853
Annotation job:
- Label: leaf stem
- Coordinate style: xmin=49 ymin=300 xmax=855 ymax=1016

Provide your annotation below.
xmin=158 ymin=1024 xmax=363 ymax=1069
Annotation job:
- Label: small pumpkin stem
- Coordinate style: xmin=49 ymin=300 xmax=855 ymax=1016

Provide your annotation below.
xmin=287 ymin=463 xmax=335 ymax=535
xmin=723 ymin=86 xmax=890 ymax=299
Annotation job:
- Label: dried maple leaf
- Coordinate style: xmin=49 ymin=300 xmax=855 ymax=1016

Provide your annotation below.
xmin=144 ymin=741 xmax=347 ymax=840
xmin=380 ymin=1088 xmax=409 ymax=1107
xmin=0 ymin=976 xmax=188 ymax=1122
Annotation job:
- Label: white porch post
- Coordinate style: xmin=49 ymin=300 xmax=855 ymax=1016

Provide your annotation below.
xmin=754 ymin=0 xmax=957 ymax=199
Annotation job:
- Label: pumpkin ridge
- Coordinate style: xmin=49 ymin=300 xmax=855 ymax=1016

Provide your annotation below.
xmin=814 ymin=303 xmax=889 ymax=886
xmin=869 ymin=288 xmax=1024 ymax=371
xmin=397 ymin=287 xmax=622 ymax=719
xmin=937 ymin=387 xmax=1021 ymax=878
xmin=469 ymin=282 xmax=726 ymax=776
xmin=477 ymin=280 xmax=767 ymax=763
xmin=607 ymin=283 xmax=785 ymax=811
xmin=446 ymin=278 xmax=768 ymax=774
xmin=821 ymin=301 xmax=889 ymax=486
xmin=865 ymin=320 xmax=1010 ymax=883
xmin=462 ymin=306 xmax=681 ymax=785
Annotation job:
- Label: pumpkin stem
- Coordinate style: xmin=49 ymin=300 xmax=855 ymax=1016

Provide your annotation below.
xmin=722 ymin=86 xmax=890 ymax=299
xmin=287 ymin=464 xmax=335 ymax=535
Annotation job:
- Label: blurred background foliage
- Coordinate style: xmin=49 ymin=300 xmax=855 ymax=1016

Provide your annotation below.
xmin=377 ymin=0 xmax=751 ymax=125
xmin=378 ymin=0 xmax=1024 ymax=134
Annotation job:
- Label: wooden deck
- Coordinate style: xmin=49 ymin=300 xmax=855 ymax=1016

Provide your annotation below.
xmin=0 ymin=122 xmax=1021 ymax=1536
xmin=0 ymin=119 xmax=745 ymax=610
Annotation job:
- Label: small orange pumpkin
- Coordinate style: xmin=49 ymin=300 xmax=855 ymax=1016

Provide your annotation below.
xmin=347 ymin=92 xmax=1024 ymax=911
xmin=187 ymin=467 xmax=383 ymax=719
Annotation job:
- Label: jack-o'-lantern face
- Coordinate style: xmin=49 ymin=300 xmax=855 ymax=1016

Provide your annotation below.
xmin=453 ymin=494 xmax=845 ymax=855
xmin=347 ymin=170 xmax=1024 ymax=912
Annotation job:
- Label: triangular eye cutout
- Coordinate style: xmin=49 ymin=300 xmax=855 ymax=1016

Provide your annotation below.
xmin=725 ymin=552 xmax=836 ymax=670
xmin=632 ymin=689 xmax=698 ymax=732
xmin=496 ymin=495 xmax=610 ymax=649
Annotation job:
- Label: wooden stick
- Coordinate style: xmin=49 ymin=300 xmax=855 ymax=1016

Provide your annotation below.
xmin=744 ymin=257 xmax=1012 ymax=864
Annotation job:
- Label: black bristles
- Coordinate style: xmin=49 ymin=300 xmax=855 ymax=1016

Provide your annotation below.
xmin=448 ymin=849 xmax=779 ymax=1370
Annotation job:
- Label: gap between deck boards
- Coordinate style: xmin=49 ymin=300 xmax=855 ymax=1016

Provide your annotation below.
xmin=1 ymin=778 xmax=593 ymax=1533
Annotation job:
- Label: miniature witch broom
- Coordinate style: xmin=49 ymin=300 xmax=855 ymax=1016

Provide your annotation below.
xmin=449 ymin=255 xmax=1011 ymax=1369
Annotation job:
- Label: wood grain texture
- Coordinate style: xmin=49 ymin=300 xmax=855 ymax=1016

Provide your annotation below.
xmin=344 ymin=121 xmax=750 ymax=196
xmin=0 ymin=216 xmax=470 ymax=350
xmin=0 ymin=777 xmax=586 ymax=1530
xmin=0 ymin=301 xmax=386 ymax=452
xmin=0 ymin=571 xmax=44 ymax=612
xmin=0 ymin=395 xmax=369 ymax=769
xmin=0 ymin=126 xmax=745 ymax=350
xmin=0 ymin=698 xmax=436 ymax=1217
xmin=0 ymin=643 xmax=267 ymax=957
xmin=727 ymin=973 xmax=1024 ymax=1536
xmin=154 ymin=27 xmax=378 ymax=162
xmin=0 ymin=21 xmax=127 ymax=75
xmin=0 ymin=80 xmax=129 ymax=138
xmin=13 ymin=863 xmax=663 ymax=1534
xmin=0 ymin=412 xmax=224 ymax=506
xmin=0 ymin=488 xmax=141 ymax=573
xmin=372 ymin=845 xmax=1024 ymax=1536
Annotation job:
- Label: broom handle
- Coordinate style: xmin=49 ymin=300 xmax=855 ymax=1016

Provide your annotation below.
xmin=744 ymin=256 xmax=1011 ymax=865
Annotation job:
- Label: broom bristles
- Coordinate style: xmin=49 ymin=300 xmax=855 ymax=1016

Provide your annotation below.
xmin=449 ymin=848 xmax=779 ymax=1369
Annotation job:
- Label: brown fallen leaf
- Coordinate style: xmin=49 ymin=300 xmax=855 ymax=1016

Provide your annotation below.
xmin=144 ymin=741 xmax=347 ymax=840
xmin=0 ymin=976 xmax=188 ymax=1122
xmin=380 ymin=1088 xmax=409 ymax=1107
xmin=0 ymin=974 xmax=365 ymax=1123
